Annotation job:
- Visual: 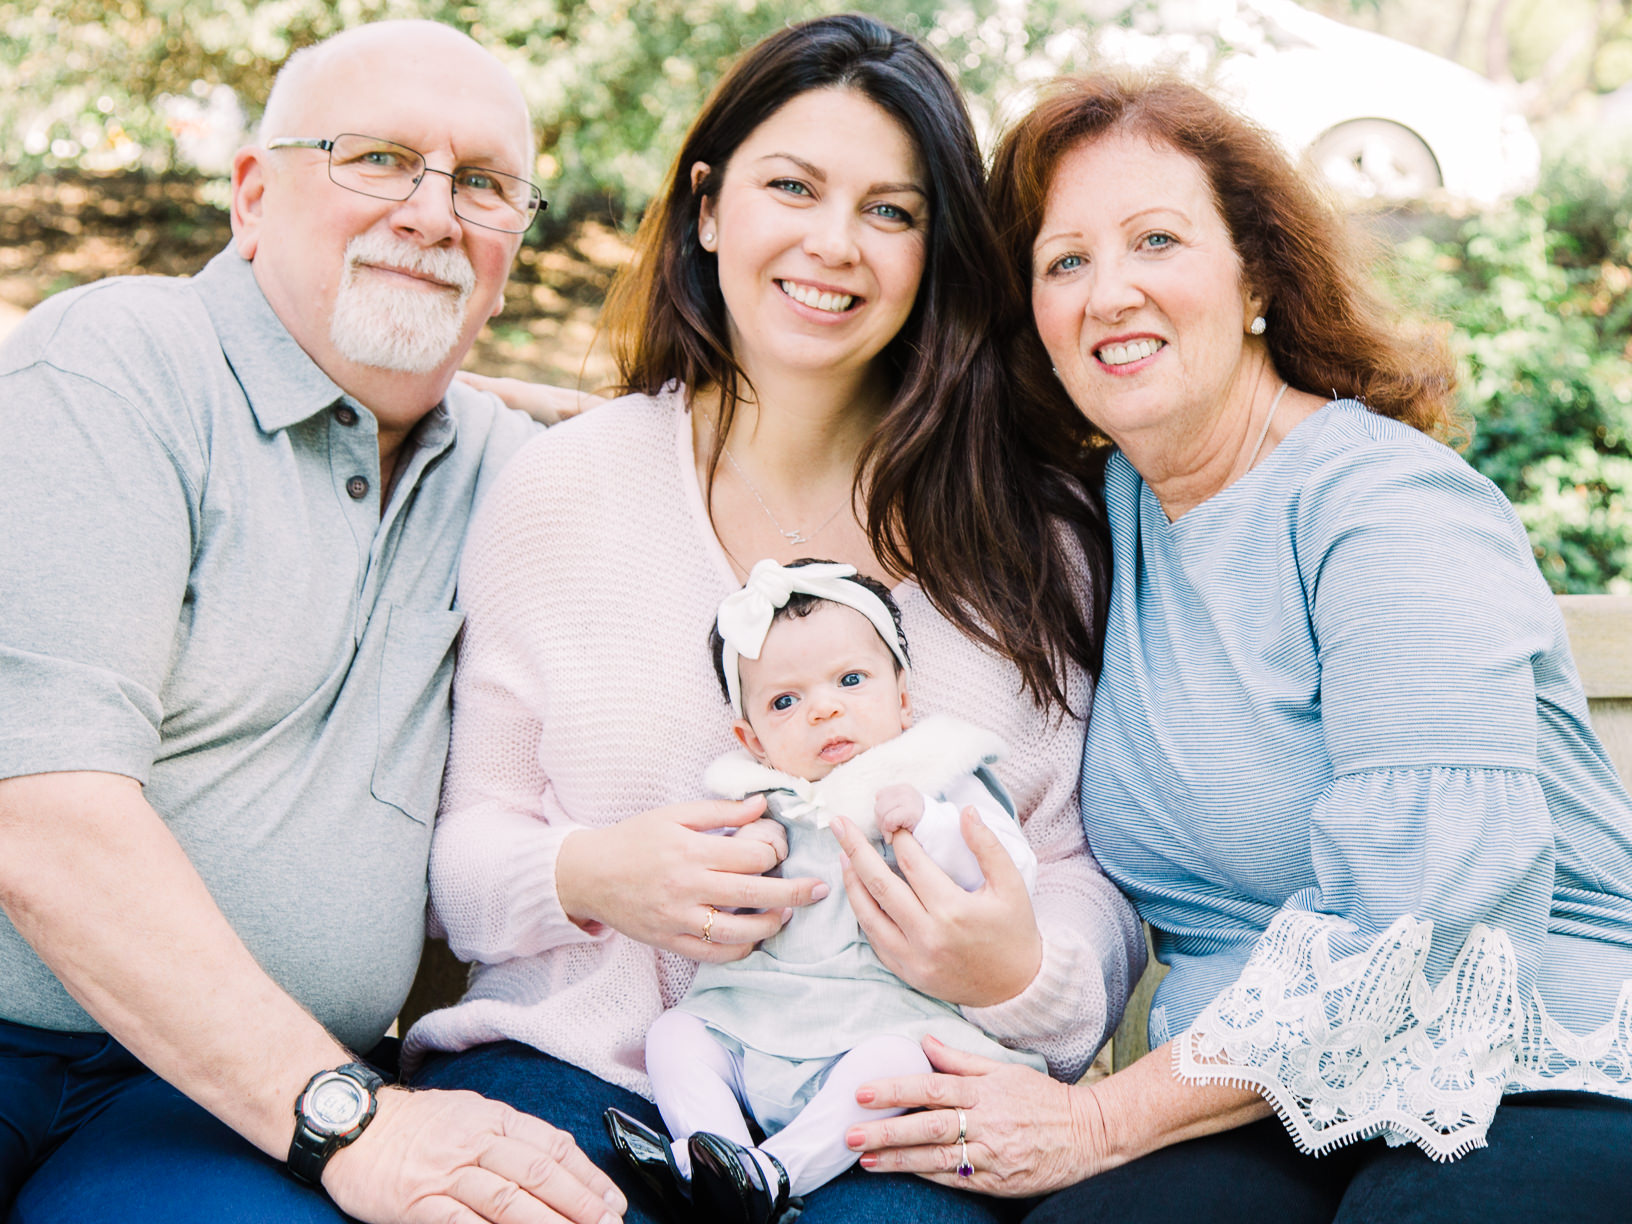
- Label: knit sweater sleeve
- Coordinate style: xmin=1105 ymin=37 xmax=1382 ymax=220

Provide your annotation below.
xmin=961 ymin=707 xmax=1145 ymax=1081
xmin=427 ymin=432 xmax=612 ymax=962
xmin=902 ymin=585 xmax=1145 ymax=1082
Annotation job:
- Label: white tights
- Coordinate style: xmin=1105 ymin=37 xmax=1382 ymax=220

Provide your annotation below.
xmin=644 ymin=1009 xmax=932 ymax=1198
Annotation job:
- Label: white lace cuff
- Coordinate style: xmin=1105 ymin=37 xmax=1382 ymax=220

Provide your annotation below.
xmin=1175 ymin=910 xmax=1518 ymax=1161
xmin=1514 ymin=977 xmax=1632 ymax=1094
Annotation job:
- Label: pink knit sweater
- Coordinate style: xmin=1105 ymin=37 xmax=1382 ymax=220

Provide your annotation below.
xmin=403 ymin=389 xmax=1145 ymax=1096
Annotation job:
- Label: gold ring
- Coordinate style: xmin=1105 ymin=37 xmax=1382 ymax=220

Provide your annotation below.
xmin=701 ymin=905 xmax=717 ymax=944
xmin=955 ymin=1108 xmax=972 ymax=1177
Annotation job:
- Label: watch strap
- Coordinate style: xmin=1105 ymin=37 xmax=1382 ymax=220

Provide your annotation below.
xmin=288 ymin=1061 xmax=385 ymax=1187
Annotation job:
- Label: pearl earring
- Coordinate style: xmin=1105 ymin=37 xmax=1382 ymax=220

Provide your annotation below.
xmin=1249 ymin=316 xmax=1267 ymax=336
xmin=700 ymin=227 xmax=715 ymax=247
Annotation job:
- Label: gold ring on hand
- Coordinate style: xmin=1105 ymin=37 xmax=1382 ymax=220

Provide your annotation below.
xmin=702 ymin=905 xmax=717 ymax=944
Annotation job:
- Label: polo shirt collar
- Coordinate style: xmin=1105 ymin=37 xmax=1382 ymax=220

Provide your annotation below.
xmin=194 ymin=246 xmax=349 ymax=434
xmin=192 ymin=245 xmax=457 ymax=464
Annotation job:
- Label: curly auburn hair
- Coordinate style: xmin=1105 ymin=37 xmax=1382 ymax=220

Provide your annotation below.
xmin=988 ymin=72 xmax=1460 ymax=444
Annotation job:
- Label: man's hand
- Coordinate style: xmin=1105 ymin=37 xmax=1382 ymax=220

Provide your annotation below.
xmin=0 ymin=772 xmax=625 ymax=1221
xmin=874 ymin=784 xmax=925 ymax=842
xmin=325 ymin=1087 xmax=626 ymax=1224
xmin=455 ymin=372 xmax=603 ymax=425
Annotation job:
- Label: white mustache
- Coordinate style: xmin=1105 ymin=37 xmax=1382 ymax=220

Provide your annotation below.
xmin=341 ymin=233 xmax=476 ymax=295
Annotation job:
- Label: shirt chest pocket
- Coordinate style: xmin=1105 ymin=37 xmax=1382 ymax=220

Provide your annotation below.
xmin=371 ymin=605 xmax=465 ymax=823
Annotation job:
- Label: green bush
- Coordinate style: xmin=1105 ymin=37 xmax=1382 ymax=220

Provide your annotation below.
xmin=0 ymin=0 xmax=1097 ymax=219
xmin=7 ymin=2 xmax=1627 ymax=588
xmin=1385 ymin=129 xmax=1632 ymax=593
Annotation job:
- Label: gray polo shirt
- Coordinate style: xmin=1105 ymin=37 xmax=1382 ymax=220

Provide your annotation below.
xmin=0 ymin=247 xmax=538 ymax=1050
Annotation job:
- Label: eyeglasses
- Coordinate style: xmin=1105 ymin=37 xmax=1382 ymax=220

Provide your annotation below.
xmin=266 ymin=133 xmax=546 ymax=234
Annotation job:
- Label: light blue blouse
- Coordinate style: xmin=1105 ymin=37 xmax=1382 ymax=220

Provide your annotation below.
xmin=1082 ymin=399 xmax=1632 ymax=1159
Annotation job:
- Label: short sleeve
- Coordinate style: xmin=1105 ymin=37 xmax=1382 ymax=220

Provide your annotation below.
xmin=0 ymin=361 xmax=195 ymax=782
xmin=1177 ymin=440 xmax=1561 ymax=1160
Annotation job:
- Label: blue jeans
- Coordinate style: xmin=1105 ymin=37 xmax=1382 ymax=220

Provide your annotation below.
xmin=413 ymin=1040 xmax=1031 ymax=1224
xmin=0 ymin=1017 xmax=371 ymax=1223
xmin=1023 ymin=1091 xmax=1632 ymax=1224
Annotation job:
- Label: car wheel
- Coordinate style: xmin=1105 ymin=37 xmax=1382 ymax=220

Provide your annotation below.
xmin=1308 ymin=119 xmax=1441 ymax=201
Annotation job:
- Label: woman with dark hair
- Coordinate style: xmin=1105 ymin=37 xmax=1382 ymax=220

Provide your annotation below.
xmin=845 ymin=74 xmax=1632 ymax=1222
xmin=403 ymin=19 xmax=1142 ymax=1224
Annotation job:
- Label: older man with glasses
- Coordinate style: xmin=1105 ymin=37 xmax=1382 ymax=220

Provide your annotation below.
xmin=0 ymin=20 xmax=622 ymax=1224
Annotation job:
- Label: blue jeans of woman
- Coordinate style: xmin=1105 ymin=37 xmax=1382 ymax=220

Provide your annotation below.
xmin=1022 ymin=1090 xmax=1632 ymax=1224
xmin=412 ymin=1040 xmax=1032 ymax=1224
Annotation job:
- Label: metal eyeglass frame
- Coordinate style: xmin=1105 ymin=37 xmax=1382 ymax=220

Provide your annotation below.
xmin=266 ymin=134 xmax=546 ymax=234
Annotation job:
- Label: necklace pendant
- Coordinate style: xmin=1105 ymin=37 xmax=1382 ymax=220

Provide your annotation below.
xmin=782 ymin=529 xmax=808 ymax=545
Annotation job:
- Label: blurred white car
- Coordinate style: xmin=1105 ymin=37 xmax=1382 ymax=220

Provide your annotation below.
xmin=1098 ymin=0 xmax=1541 ymax=207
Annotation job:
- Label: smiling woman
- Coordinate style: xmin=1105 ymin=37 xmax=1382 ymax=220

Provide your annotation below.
xmin=693 ymin=87 xmax=927 ymax=395
xmin=399 ymin=14 xmax=1144 ymax=1224
xmin=839 ymin=72 xmax=1632 ymax=1224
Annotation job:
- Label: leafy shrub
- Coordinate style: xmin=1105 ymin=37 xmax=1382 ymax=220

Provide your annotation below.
xmin=0 ymin=0 xmax=1097 ymax=221
xmin=1384 ymin=129 xmax=1632 ymax=592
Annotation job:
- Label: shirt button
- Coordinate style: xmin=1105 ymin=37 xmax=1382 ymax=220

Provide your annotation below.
xmin=346 ymin=475 xmax=370 ymax=500
xmin=334 ymin=405 xmax=359 ymax=427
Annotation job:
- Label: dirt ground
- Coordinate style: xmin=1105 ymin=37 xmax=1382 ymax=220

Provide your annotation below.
xmin=0 ymin=172 xmax=629 ymax=387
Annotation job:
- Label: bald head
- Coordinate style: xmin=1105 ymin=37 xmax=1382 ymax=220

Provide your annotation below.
xmin=259 ymin=21 xmax=532 ymax=161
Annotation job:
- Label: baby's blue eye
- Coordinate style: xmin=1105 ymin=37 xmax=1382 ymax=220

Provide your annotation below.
xmin=772 ymin=694 xmax=797 ymax=711
xmin=839 ymin=671 xmax=864 ymax=688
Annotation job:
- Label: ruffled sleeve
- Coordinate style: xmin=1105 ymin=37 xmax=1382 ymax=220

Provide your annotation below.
xmin=1177 ymin=433 xmax=1563 ymax=1160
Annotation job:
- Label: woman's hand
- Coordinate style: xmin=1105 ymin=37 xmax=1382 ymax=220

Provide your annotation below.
xmin=850 ymin=1038 xmax=1275 ymax=1197
xmin=556 ymin=797 xmax=826 ymax=962
xmin=831 ymin=806 xmax=1041 ymax=1006
xmin=843 ymin=1036 xmax=1105 ymax=1198
xmin=455 ymin=371 xmax=603 ymax=425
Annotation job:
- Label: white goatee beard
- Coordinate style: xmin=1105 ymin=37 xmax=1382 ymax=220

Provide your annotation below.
xmin=328 ymin=234 xmax=477 ymax=374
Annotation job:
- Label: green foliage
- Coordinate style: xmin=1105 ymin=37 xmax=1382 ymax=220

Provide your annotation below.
xmin=8 ymin=0 xmax=1628 ymax=589
xmin=1385 ymin=127 xmax=1632 ymax=593
xmin=0 ymin=0 xmax=1110 ymax=217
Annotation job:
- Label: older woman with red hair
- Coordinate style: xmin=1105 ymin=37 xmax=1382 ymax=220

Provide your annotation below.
xmin=845 ymin=74 xmax=1632 ymax=1223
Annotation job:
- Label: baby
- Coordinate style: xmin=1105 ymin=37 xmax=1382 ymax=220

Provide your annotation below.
xmin=605 ymin=559 xmax=1043 ymax=1224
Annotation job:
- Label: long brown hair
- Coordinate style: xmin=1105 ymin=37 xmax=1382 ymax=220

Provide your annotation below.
xmin=989 ymin=73 xmax=1459 ymax=444
xmin=604 ymin=14 xmax=1111 ymax=708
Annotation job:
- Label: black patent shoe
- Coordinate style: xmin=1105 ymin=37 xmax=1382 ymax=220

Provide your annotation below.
xmin=687 ymin=1131 xmax=803 ymax=1224
xmin=602 ymin=1107 xmax=692 ymax=1221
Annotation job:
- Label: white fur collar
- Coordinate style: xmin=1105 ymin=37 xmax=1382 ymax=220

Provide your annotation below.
xmin=702 ymin=715 xmax=1006 ymax=840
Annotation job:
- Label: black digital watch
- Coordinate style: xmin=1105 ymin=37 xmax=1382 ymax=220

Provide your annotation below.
xmin=287 ymin=1061 xmax=385 ymax=1187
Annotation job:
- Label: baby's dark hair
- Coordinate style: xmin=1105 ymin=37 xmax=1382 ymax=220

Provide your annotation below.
xmin=709 ymin=559 xmax=911 ymax=707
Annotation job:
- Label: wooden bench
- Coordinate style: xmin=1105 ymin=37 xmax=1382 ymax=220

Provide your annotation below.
xmin=1110 ymin=593 xmax=1632 ymax=1069
xmin=397 ymin=596 xmax=1632 ymax=1058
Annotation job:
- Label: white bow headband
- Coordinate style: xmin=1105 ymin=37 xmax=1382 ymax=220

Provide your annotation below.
xmin=717 ymin=559 xmax=909 ymax=717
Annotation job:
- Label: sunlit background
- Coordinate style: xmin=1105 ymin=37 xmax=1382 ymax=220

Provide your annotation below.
xmin=2 ymin=0 xmax=1629 ymax=591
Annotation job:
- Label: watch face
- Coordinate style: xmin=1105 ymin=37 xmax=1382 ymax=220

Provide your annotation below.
xmin=308 ymin=1076 xmax=367 ymax=1133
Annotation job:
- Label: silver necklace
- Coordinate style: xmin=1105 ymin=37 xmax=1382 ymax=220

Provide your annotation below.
xmin=1248 ymin=381 xmax=1290 ymax=469
xmin=722 ymin=445 xmax=851 ymax=546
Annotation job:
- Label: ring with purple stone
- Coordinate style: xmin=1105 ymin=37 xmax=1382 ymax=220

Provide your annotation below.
xmin=955 ymin=1108 xmax=973 ymax=1177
